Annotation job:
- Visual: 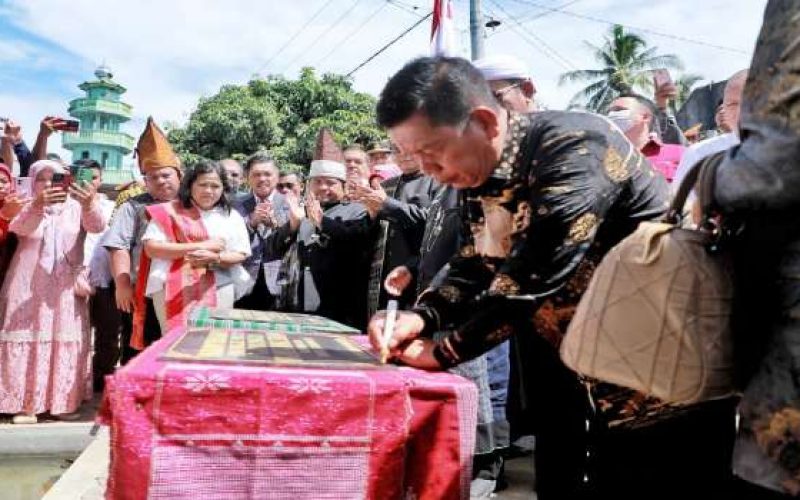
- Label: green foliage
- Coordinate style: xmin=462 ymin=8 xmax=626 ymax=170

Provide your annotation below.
xmin=169 ymin=67 xmax=383 ymax=172
xmin=559 ymin=25 xmax=684 ymax=112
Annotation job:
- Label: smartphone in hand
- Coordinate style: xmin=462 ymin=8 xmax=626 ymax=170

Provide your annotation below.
xmin=71 ymin=165 xmax=94 ymax=186
xmin=54 ymin=119 xmax=80 ymax=133
xmin=653 ymin=68 xmax=673 ymax=88
xmin=14 ymin=177 xmax=31 ymax=197
xmin=51 ymin=172 xmax=72 ymax=191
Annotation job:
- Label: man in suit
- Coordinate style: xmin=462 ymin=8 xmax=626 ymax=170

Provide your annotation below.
xmin=233 ymin=152 xmax=288 ymax=311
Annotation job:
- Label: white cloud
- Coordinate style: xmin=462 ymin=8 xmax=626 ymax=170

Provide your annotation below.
xmin=2 ymin=0 xmax=768 ymax=151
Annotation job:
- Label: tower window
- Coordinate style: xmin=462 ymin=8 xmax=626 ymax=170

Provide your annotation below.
xmin=81 ymin=151 xmax=90 ymax=159
xmin=101 ymin=152 xmax=109 ymax=167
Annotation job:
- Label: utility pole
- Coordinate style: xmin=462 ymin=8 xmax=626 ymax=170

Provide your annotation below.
xmin=469 ymin=0 xmax=484 ymax=60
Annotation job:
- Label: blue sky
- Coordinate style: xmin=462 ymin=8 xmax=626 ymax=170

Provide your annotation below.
xmin=0 ymin=0 xmax=766 ymax=169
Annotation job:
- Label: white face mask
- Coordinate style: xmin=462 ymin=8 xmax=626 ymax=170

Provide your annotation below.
xmin=607 ymin=109 xmax=635 ymax=133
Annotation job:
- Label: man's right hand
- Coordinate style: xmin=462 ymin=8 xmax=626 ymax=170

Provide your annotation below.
xmin=115 ymin=280 xmax=135 ymax=313
xmin=367 ymin=310 xmax=425 ymax=354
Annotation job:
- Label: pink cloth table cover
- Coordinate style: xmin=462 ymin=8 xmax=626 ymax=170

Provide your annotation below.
xmin=99 ymin=332 xmax=477 ymax=499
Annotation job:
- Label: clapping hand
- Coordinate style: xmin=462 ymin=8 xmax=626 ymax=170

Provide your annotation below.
xmin=350 ymin=183 xmax=386 ymax=218
xmin=250 ymin=201 xmax=273 ymax=227
xmin=305 ymin=191 xmax=323 ymax=228
xmin=285 ymin=191 xmax=306 ymax=230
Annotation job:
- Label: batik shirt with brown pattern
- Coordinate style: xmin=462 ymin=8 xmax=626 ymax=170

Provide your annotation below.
xmin=413 ymin=110 xmax=669 ymax=372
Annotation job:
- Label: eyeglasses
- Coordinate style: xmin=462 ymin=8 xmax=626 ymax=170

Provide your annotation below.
xmin=492 ymin=82 xmax=522 ymax=100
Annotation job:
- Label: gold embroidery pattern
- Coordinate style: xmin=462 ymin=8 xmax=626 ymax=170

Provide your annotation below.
xmin=493 ymin=112 xmax=530 ymax=179
xmin=604 ymin=147 xmax=629 ymax=182
xmin=512 ymin=201 xmax=532 ymax=235
xmin=566 ymin=213 xmax=599 ymax=245
xmin=489 ymin=273 xmax=521 ymax=296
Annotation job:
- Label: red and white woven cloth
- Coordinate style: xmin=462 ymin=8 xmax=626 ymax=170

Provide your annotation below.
xmin=99 ymin=334 xmax=477 ymax=500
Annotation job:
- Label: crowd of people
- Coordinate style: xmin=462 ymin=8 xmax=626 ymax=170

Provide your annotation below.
xmin=0 ymin=2 xmax=798 ymax=498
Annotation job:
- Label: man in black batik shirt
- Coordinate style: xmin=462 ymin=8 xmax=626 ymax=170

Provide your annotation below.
xmin=367 ymin=57 xmax=735 ymax=499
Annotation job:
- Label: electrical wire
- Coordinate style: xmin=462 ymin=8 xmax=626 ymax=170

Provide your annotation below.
xmin=487 ymin=0 xmax=583 ymax=36
xmin=313 ymin=1 xmax=390 ymax=67
xmin=346 ymin=11 xmax=433 ymax=77
xmin=507 ymin=0 xmax=749 ymax=55
xmin=254 ymin=0 xmax=337 ymax=75
xmin=487 ymin=1 xmax=576 ymax=70
xmin=279 ymin=0 xmax=366 ymax=74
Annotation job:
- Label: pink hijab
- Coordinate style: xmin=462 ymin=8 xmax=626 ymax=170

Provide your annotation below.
xmin=28 ymin=160 xmax=69 ymax=272
xmin=29 ymin=160 xmax=66 ymax=195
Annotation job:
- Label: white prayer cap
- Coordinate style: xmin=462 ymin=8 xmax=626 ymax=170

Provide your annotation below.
xmin=473 ymin=54 xmax=532 ymax=82
xmin=308 ymin=159 xmax=346 ymax=181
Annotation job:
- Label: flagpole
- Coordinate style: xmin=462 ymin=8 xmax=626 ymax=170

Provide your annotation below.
xmin=469 ymin=0 xmax=484 ymax=60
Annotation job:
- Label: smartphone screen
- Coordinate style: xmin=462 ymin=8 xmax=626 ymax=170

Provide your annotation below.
xmin=653 ymin=68 xmax=672 ymax=88
xmin=14 ymin=177 xmax=31 ymax=197
xmin=71 ymin=166 xmax=94 ymax=185
xmin=51 ymin=173 xmax=72 ymax=191
xmin=77 ymin=168 xmax=94 ymax=185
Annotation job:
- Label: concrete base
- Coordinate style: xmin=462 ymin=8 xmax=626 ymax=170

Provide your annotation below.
xmin=0 ymin=422 xmax=96 ymax=455
xmin=42 ymin=428 xmax=108 ymax=500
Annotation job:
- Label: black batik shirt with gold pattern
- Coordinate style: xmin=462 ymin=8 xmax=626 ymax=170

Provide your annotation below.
xmin=413 ymin=110 xmax=670 ymax=367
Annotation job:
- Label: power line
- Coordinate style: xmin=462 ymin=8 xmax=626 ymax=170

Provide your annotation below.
xmin=487 ymin=0 xmax=583 ymax=36
xmin=314 ymin=1 xmax=390 ymax=67
xmin=487 ymin=1 xmax=576 ymax=71
xmin=347 ymin=11 xmax=433 ymax=77
xmin=279 ymin=0 xmax=367 ymax=74
xmin=387 ymin=0 xmax=426 ymax=18
xmin=507 ymin=0 xmax=749 ymax=55
xmin=254 ymin=0 xmax=336 ymax=75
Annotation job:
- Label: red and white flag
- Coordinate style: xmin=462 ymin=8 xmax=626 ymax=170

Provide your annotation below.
xmin=430 ymin=0 xmax=458 ymax=57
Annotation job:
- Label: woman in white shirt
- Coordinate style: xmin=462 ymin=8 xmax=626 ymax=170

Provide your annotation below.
xmin=141 ymin=161 xmax=251 ymax=334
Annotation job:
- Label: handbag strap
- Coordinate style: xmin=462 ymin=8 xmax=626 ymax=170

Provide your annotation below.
xmin=663 ymin=152 xmax=724 ymax=224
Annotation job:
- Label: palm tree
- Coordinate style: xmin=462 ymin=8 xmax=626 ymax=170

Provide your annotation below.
xmin=559 ymin=25 xmax=683 ymax=112
xmin=673 ymin=73 xmax=705 ymax=110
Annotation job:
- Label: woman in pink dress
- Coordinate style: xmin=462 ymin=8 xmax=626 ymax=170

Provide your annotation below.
xmin=0 ymin=160 xmax=106 ymax=423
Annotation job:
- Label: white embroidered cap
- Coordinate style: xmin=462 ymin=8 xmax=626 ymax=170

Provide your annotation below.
xmin=473 ymin=54 xmax=532 ymax=81
xmin=308 ymin=159 xmax=346 ymax=181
